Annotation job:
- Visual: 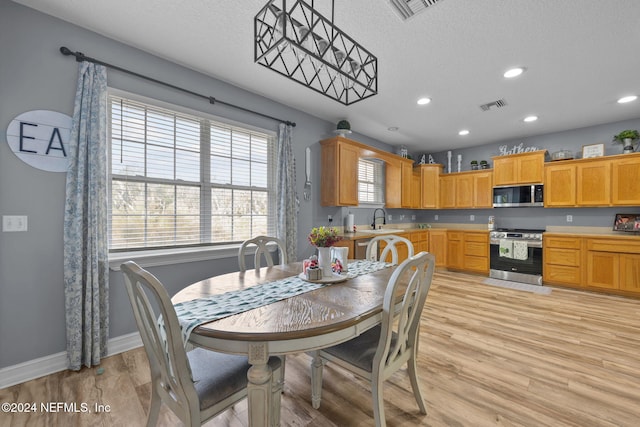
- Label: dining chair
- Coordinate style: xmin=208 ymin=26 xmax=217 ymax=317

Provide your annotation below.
xmin=121 ymin=261 xmax=283 ymax=427
xmin=365 ymin=234 xmax=414 ymax=264
xmin=310 ymin=251 xmax=436 ymax=427
xmin=238 ymin=235 xmax=288 ymax=272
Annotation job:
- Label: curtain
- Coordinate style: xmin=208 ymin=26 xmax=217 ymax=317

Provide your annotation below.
xmin=276 ymin=123 xmax=298 ymax=261
xmin=63 ymin=62 xmax=109 ymax=370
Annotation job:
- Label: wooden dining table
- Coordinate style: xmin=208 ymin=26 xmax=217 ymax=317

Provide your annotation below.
xmin=171 ymin=260 xmax=401 ymax=427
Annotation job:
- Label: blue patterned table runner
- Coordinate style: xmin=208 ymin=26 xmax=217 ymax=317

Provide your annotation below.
xmin=173 ymin=260 xmax=392 ymax=346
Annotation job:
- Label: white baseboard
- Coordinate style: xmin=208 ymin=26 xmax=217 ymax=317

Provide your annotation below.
xmin=0 ymin=332 xmax=142 ymax=389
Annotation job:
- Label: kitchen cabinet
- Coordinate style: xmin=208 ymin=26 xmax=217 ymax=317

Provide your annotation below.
xmin=385 ymin=158 xmax=414 ymax=209
xmin=584 ymin=238 xmax=640 ymax=294
xmin=410 ymin=230 xmax=428 ymax=253
xmin=401 ymin=161 xmax=414 ymax=208
xmin=445 ymin=230 xmax=488 ymax=273
xmin=543 ymin=235 xmax=582 ymax=287
xmin=378 ymin=232 xmax=412 ymax=263
xmin=492 ymin=150 xmax=546 ymax=186
xmin=446 ymin=231 xmax=464 ymax=270
xmin=576 ymin=159 xmax=610 ymax=206
xmin=544 ymin=163 xmax=576 ymax=207
xmin=411 ymin=170 xmax=421 ymax=209
xmin=439 ymin=170 xmax=492 ymax=209
xmin=428 ymin=229 xmax=447 ymax=267
xmin=418 ymin=164 xmax=441 ymax=208
xmin=320 ymin=137 xmax=359 ymax=206
xmin=611 ymin=153 xmax=640 ymax=205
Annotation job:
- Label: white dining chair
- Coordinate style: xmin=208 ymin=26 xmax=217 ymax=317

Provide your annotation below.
xmin=310 ymin=252 xmax=436 ymax=427
xmin=366 ymin=234 xmax=414 ymax=264
xmin=121 ymin=261 xmax=283 ymax=427
xmin=238 ymin=235 xmax=288 ymax=272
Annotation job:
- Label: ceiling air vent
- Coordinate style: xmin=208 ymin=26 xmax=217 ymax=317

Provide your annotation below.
xmin=387 ymin=0 xmax=444 ymax=21
xmin=479 ymin=99 xmax=508 ymax=111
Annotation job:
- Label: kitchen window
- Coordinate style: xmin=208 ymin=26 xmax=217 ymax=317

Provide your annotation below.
xmin=358 ymin=158 xmax=384 ymax=204
xmin=108 ymin=94 xmax=276 ymax=253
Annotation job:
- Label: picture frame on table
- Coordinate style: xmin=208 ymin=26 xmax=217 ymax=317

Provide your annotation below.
xmin=582 ymin=143 xmax=605 ymax=158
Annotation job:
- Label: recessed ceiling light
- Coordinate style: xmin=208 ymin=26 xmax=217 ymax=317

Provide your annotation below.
xmin=618 ymin=95 xmax=638 ymax=104
xmin=417 ymin=97 xmax=431 ymax=105
xmin=523 ymin=115 xmax=538 ymax=122
xmin=388 ymin=126 xmax=399 ymax=131
xmin=504 ymin=67 xmax=525 ymax=78
xmin=458 ymin=129 xmax=470 ymax=136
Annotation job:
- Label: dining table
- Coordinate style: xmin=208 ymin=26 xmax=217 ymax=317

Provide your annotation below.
xmin=171 ymin=259 xmax=402 ymax=427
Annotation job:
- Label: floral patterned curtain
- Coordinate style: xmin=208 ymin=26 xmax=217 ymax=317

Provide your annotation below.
xmin=63 ymin=62 xmax=109 ymax=370
xmin=276 ymin=123 xmax=298 ymax=261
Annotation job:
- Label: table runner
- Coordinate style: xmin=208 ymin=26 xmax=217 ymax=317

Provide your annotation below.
xmin=171 ymin=260 xmax=392 ymax=347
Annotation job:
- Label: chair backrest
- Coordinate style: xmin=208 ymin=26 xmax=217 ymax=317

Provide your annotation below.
xmin=374 ymin=252 xmax=435 ymax=377
xmin=365 ymin=235 xmax=414 ymax=264
xmin=121 ymin=261 xmax=199 ymax=420
xmin=238 ymin=236 xmax=288 ymax=272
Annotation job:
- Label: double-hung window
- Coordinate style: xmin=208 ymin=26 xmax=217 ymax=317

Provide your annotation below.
xmin=108 ymin=94 xmax=276 ymax=252
xmin=358 ymin=158 xmax=385 ymax=204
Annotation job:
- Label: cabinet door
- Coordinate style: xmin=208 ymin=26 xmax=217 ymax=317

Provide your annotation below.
xmin=420 ymin=165 xmax=440 ymax=208
xmin=401 ymin=161 xmax=413 ymax=208
xmin=612 ymin=155 xmax=640 ymax=205
xmin=586 ymin=251 xmax=619 ymax=289
xmin=577 ymin=160 xmax=611 ymax=206
xmin=518 ymin=154 xmax=544 ymax=183
xmin=439 ymin=175 xmax=456 ymax=208
xmin=385 ymin=162 xmax=402 ymax=208
xmin=544 ymin=163 xmax=576 ymax=207
xmin=619 ymin=254 xmax=640 ymax=292
xmin=411 ymin=170 xmax=421 ymax=209
xmin=338 ymin=143 xmax=360 ymax=206
xmin=455 ymin=174 xmax=473 ymax=208
xmin=493 ymin=157 xmax=517 ymax=186
xmin=428 ymin=230 xmax=447 ymax=267
xmin=473 ymin=171 xmax=493 ymax=208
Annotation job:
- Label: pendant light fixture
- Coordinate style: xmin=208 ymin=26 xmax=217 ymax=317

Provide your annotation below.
xmin=254 ymin=0 xmax=378 ymax=105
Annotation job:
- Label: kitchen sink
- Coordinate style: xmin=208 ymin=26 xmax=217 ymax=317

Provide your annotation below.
xmin=367 ymin=229 xmax=404 ymax=234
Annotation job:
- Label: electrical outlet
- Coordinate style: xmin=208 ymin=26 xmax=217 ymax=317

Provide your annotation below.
xmin=470 ymin=214 xmax=475 ymax=221
xmin=388 ymin=214 xmax=393 ymax=221
xmin=2 ymin=215 xmax=28 ymax=232
xmin=434 ymin=214 xmax=439 ymax=220
xmin=566 ymin=214 xmax=573 ymax=223
xmin=400 ymin=214 xmax=405 ymax=220
xmin=411 ymin=215 xmax=416 ymax=220
xmin=327 ymin=215 xmax=333 ymax=223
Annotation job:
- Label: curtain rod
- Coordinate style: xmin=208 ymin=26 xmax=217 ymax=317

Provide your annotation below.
xmin=59 ymin=46 xmax=296 ymax=127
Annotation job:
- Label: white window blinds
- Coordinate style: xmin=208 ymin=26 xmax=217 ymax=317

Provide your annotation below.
xmin=109 ymin=95 xmax=276 ymax=251
xmin=358 ymin=159 xmax=384 ymax=204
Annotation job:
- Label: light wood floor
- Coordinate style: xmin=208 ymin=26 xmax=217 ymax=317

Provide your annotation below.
xmin=2 ymin=270 xmax=640 ymax=426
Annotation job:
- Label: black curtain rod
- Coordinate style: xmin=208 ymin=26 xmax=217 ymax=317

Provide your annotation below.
xmin=59 ymin=46 xmax=296 ymax=127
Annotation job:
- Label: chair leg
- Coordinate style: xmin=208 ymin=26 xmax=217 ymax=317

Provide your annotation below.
xmin=310 ymin=351 xmax=324 ymax=409
xmin=372 ymin=374 xmax=387 ymax=427
xmin=146 ymin=385 xmax=161 ymax=427
xmin=407 ymin=354 xmax=427 ymax=414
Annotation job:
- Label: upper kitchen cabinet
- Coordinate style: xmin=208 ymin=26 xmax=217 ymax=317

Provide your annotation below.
xmin=439 ymin=170 xmax=492 ymax=209
xmin=320 ymin=137 xmax=360 ymax=206
xmin=612 ymin=153 xmax=640 ymax=205
xmin=492 ymin=150 xmax=546 ymax=186
xmin=418 ymin=164 xmax=442 ymax=209
xmin=320 ymin=136 xmax=414 ymax=207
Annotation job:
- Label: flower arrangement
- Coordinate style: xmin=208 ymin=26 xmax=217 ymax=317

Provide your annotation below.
xmin=308 ymin=226 xmax=342 ymax=247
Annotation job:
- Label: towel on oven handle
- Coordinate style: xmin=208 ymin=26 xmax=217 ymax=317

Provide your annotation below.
xmin=499 ymin=239 xmax=513 ymax=258
xmin=512 ymin=240 xmax=529 ymax=260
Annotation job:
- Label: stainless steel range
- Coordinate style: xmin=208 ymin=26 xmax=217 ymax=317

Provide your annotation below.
xmin=489 ymin=228 xmax=544 ymax=285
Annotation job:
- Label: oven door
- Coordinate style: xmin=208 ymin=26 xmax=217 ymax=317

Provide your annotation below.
xmin=489 ymin=241 xmax=543 ymax=276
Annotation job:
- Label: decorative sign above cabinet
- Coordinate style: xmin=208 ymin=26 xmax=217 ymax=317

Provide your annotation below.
xmin=498 ymin=142 xmax=541 ymax=156
xmin=6 ymin=110 xmax=72 ymax=172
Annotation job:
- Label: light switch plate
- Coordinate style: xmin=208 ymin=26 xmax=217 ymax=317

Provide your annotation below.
xmin=3 ymin=215 xmax=28 ymax=232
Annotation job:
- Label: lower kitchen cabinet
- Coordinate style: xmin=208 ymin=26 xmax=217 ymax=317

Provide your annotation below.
xmin=543 ymin=235 xmax=582 ymax=287
xmin=410 ymin=231 xmax=429 ymax=253
xmin=620 ymin=254 xmax=640 ymax=292
xmin=428 ymin=229 xmax=447 ymax=267
xmin=446 ymin=230 xmax=488 ymax=274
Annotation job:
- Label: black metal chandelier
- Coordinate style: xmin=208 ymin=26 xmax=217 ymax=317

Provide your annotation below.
xmin=254 ymin=0 xmax=378 ymax=105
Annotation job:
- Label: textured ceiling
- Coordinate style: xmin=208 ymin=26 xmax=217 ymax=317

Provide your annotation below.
xmin=12 ymin=0 xmax=640 ymax=152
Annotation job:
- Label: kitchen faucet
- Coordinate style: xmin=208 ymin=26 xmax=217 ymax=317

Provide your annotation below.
xmin=371 ymin=208 xmax=387 ymax=229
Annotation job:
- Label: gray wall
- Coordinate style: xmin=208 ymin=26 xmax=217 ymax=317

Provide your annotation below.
xmin=0 ymin=1 xmax=394 ymax=369
xmin=1 ymin=1 xmax=639 ymax=370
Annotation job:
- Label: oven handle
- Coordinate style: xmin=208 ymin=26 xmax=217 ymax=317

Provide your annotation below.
xmin=490 ymin=239 xmax=542 ymax=248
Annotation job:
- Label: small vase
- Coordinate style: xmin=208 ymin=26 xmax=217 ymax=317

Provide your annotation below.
xmin=317 ymin=247 xmax=333 ymax=277
xmin=623 ymin=138 xmax=634 ymax=154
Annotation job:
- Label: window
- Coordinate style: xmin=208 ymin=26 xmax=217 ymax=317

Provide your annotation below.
xmin=358 ymin=159 xmax=384 ymax=204
xmin=109 ymin=95 xmax=276 ymax=251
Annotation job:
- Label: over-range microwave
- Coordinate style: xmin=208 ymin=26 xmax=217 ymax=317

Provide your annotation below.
xmin=493 ymin=184 xmax=544 ymax=208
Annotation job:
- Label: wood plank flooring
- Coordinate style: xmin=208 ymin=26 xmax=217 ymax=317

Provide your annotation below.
xmin=2 ymin=270 xmax=639 ymax=426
